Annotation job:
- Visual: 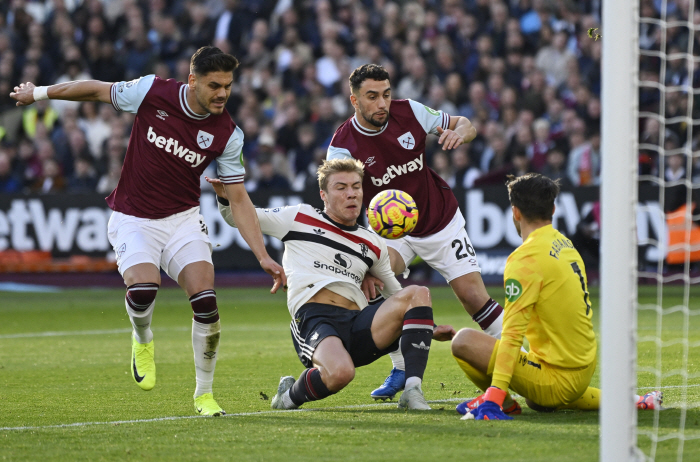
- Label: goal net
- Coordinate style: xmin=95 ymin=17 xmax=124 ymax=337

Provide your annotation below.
xmin=601 ymin=0 xmax=699 ymax=460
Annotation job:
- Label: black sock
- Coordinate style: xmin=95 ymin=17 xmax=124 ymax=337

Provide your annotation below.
xmin=288 ymin=368 xmax=334 ymax=406
xmin=400 ymin=306 xmax=433 ymax=383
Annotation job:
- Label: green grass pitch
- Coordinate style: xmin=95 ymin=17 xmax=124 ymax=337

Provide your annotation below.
xmin=1 ymin=285 xmax=699 ymax=461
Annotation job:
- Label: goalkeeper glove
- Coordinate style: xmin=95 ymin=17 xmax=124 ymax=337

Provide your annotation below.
xmin=471 ymin=400 xmax=514 ymax=420
xmin=470 ymin=387 xmax=513 ymax=421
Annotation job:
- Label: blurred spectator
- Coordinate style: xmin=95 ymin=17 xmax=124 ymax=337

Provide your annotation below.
xmin=536 ymin=30 xmax=575 ymax=87
xmin=78 ymin=102 xmax=111 ymax=160
xmin=96 ymin=158 xmax=122 ymax=195
xmin=664 ymin=152 xmax=688 ymax=213
xmin=15 ymin=138 xmax=41 ymax=186
xmin=0 ymin=150 xmax=21 ymax=193
xmin=276 ymin=104 xmax=301 ymax=153
xmin=51 ymin=46 xmax=92 ymax=118
xmin=289 ymin=124 xmax=316 ymax=178
xmin=397 ymin=56 xmax=429 ymax=101
xmin=531 ymin=118 xmax=555 ymax=172
xmin=68 ymin=156 xmax=98 ymax=193
xmin=431 ymin=151 xmax=452 ymax=183
xmin=248 ymin=152 xmax=290 ymax=191
xmin=449 ymin=145 xmax=481 ymax=189
xmin=21 ymin=99 xmax=58 ymax=139
xmin=32 ymin=157 xmax=66 ymax=193
xmin=541 ymin=148 xmax=570 ymax=186
xmin=571 ymin=202 xmax=601 ymax=271
xmin=568 ymin=130 xmax=601 ymax=186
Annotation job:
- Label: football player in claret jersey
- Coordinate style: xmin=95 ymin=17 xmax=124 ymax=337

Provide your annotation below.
xmin=209 ymin=159 xmax=455 ymax=410
xmin=10 ymin=46 xmax=287 ymax=416
xmin=450 ymin=174 xmax=662 ymax=420
xmin=327 ymin=64 xmax=506 ymax=399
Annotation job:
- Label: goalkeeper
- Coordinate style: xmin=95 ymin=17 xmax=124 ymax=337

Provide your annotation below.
xmin=451 ymin=173 xmax=661 ymax=420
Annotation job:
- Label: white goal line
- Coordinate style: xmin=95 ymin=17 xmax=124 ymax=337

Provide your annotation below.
xmin=0 ymin=398 xmax=467 ymax=432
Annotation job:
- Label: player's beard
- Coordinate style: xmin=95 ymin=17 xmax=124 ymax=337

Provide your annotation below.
xmin=195 ymin=90 xmax=226 ymax=115
xmin=360 ymin=105 xmax=388 ymax=128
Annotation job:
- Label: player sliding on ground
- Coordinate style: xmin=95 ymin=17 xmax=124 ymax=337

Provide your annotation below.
xmin=451 ymin=173 xmax=662 ymax=420
xmin=210 ymin=159 xmax=455 ymax=410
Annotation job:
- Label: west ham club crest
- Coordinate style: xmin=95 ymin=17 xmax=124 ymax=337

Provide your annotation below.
xmin=197 ymin=130 xmax=214 ymax=149
xmin=397 ymin=132 xmax=415 ymax=150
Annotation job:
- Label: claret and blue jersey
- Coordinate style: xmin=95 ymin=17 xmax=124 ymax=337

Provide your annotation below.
xmin=106 ymin=75 xmax=246 ymax=219
xmin=327 ymin=99 xmax=459 ymax=237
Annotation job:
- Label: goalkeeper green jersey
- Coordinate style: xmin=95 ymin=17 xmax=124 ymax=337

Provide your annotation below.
xmin=491 ymin=224 xmax=597 ymax=392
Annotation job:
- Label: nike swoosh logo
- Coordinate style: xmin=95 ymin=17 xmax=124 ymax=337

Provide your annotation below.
xmin=196 ymin=407 xmax=203 ymax=413
xmin=133 ymin=353 xmax=145 ymax=382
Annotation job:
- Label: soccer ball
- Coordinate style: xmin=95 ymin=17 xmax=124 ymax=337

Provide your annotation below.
xmin=367 ymin=189 xmax=419 ymax=239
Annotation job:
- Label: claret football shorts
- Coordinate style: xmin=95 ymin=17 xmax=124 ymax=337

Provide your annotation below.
xmin=386 ymin=209 xmax=481 ymax=282
xmin=107 ymin=206 xmax=213 ymax=281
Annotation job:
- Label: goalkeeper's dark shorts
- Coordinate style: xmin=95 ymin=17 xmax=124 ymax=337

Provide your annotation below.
xmin=290 ymin=301 xmax=400 ymax=369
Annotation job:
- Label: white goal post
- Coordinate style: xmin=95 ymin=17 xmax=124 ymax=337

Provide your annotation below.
xmin=600 ymin=0 xmax=640 ymax=461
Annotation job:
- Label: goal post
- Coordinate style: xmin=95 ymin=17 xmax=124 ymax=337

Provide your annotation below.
xmin=600 ymin=0 xmax=640 ymax=460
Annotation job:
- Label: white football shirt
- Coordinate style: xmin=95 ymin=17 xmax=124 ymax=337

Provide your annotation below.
xmin=218 ymin=201 xmax=402 ymax=316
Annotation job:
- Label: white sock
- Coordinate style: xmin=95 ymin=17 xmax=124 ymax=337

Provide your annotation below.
xmin=126 ymin=299 xmax=154 ymax=344
xmin=405 ymin=377 xmax=422 ymax=390
xmin=483 ymin=311 xmax=503 ymax=339
xmin=192 ymin=320 xmax=220 ymax=398
xmin=389 ymin=348 xmax=405 ymax=371
xmin=282 ymin=389 xmax=297 ymax=409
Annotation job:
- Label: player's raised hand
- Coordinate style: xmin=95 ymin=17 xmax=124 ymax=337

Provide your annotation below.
xmin=10 ymin=82 xmax=38 ymax=106
xmin=204 ymin=176 xmax=227 ymax=199
xmin=361 ymin=274 xmax=384 ymax=301
xmin=260 ymin=256 xmax=287 ymax=294
xmin=436 ymin=126 xmax=464 ymax=150
xmin=432 ymin=324 xmax=456 ymax=341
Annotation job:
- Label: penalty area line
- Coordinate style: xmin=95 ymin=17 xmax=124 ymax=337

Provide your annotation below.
xmin=0 ymin=398 xmax=467 ymax=432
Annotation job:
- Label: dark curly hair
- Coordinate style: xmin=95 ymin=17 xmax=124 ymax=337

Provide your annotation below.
xmin=349 ymin=64 xmax=390 ymax=94
xmin=190 ymin=46 xmax=239 ymax=76
xmin=506 ymin=173 xmax=560 ymax=221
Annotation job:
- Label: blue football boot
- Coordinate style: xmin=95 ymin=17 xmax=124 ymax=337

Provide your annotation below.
xmin=370 ymin=368 xmax=406 ymax=400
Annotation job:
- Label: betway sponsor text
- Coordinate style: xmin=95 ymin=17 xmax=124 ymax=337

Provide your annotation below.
xmin=146 ymin=126 xmax=207 ymax=168
xmin=370 ymin=153 xmax=424 ymax=186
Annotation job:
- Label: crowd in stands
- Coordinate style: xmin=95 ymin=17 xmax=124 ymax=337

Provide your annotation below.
xmin=0 ymin=0 xmax=698 ymax=198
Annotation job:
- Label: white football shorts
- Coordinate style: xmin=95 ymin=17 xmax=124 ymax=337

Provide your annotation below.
xmin=386 ymin=208 xmax=481 ymax=282
xmin=107 ymin=206 xmax=213 ymax=282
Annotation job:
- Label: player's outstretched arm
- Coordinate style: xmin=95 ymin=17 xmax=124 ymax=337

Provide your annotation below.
xmin=223 ymin=183 xmax=287 ymax=294
xmin=10 ymin=80 xmax=113 ymax=107
xmin=436 ymin=116 xmax=477 ymax=150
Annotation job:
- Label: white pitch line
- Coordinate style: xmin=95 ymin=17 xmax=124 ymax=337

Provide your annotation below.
xmin=4 ymin=391 xmax=698 ymax=432
xmin=0 ymin=325 xmax=286 ymax=339
xmin=0 ymin=398 xmax=467 ymax=432
xmin=0 ymin=328 xmax=135 ymax=339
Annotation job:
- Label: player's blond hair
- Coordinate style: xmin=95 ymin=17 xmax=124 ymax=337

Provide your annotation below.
xmin=317 ymin=158 xmax=365 ymax=191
